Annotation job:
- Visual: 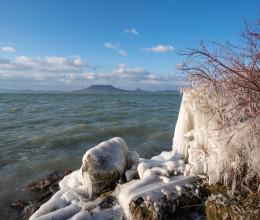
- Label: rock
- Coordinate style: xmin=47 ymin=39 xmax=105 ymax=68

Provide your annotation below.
xmin=206 ymin=190 xmax=260 ymax=220
xmin=129 ymin=197 xmax=154 ymax=220
xmin=128 ymin=183 xmax=206 ymax=220
xmin=137 ymin=162 xmax=150 ymax=179
xmin=130 ymin=185 xmax=203 ymax=219
xmin=117 ymin=174 xmax=206 ymax=219
xmin=25 ymin=170 xmax=72 ymax=190
xmin=126 ymin=151 xmax=140 ymax=169
xmin=36 ymin=190 xmax=53 ymax=202
xmin=25 ymin=179 xmax=49 ymax=191
xmin=81 ymin=137 xmax=129 ymax=197
xmin=91 ymin=208 xmax=123 ymax=220
xmin=7 ymin=170 xmax=72 ymax=220
xmin=98 ymin=188 xmax=114 ymax=198
xmin=68 ymin=210 xmax=91 ymax=220
xmin=59 ymin=169 xmax=72 ymax=178
xmin=99 ymin=196 xmax=116 ymax=209
xmin=26 ymin=206 xmax=40 ymax=220
xmin=11 ymin=200 xmax=27 ymax=209
xmin=125 ymin=170 xmax=138 ymax=182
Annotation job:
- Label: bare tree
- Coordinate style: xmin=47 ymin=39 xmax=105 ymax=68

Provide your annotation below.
xmin=179 ymin=19 xmax=260 ymax=194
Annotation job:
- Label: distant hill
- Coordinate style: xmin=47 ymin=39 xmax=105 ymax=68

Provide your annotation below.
xmin=0 ymin=89 xmax=63 ymax=93
xmin=74 ymin=85 xmax=128 ymax=93
xmin=155 ymin=89 xmax=180 ymax=94
xmin=0 ymin=85 xmax=179 ymax=94
xmin=0 ymin=88 xmax=16 ymax=93
xmin=73 ymin=85 xmax=179 ymax=94
xmin=132 ymin=88 xmax=147 ymax=93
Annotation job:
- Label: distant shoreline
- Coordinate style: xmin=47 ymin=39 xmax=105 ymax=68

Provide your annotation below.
xmin=0 ymin=91 xmax=180 ymax=94
xmin=0 ymin=84 xmax=180 ymax=94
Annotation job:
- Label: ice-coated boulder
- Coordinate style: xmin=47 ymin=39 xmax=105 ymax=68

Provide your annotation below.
xmin=81 ymin=137 xmax=129 ymax=197
xmin=126 ymin=151 xmax=140 ymax=169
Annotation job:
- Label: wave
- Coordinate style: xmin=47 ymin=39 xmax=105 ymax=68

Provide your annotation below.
xmin=0 ymin=93 xmax=181 ymax=213
xmin=8 ymin=108 xmax=20 ymax=113
xmin=53 ymin=124 xmax=88 ymax=136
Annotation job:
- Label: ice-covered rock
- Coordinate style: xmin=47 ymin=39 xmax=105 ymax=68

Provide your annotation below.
xmin=67 ymin=210 xmax=91 ymax=220
xmin=116 ymin=175 xmax=200 ymax=219
xmin=137 ymin=162 xmax=150 ymax=179
xmin=29 ymin=168 xmax=121 ymax=220
xmin=126 ymin=151 xmax=140 ymax=169
xmin=125 ymin=170 xmax=138 ymax=182
xmin=81 ymin=137 xmax=129 ymax=197
xmin=91 ymin=207 xmax=123 ymax=220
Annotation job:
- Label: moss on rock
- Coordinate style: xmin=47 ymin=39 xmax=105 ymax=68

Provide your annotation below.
xmin=205 ymin=183 xmax=260 ymax=220
xmin=128 ymin=180 xmax=207 ymax=219
xmin=129 ymin=197 xmax=154 ymax=220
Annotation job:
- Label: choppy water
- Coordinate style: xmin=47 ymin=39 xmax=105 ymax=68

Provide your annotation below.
xmin=0 ymin=93 xmax=181 ymax=215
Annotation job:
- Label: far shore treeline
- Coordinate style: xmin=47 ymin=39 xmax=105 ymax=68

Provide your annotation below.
xmin=0 ymin=85 xmax=180 ymax=94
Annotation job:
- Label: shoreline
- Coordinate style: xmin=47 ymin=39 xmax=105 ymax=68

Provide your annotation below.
xmin=12 ymin=87 xmax=258 ymax=219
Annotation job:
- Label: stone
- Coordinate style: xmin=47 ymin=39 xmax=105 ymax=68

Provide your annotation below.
xmin=117 ymin=174 xmax=207 ymax=219
xmin=11 ymin=200 xmax=27 ymax=209
xmin=26 ymin=206 xmax=40 ymax=220
xmin=126 ymin=151 xmax=140 ymax=169
xmin=206 ymin=190 xmax=260 ymax=220
xmin=129 ymin=197 xmax=154 ymax=220
xmin=25 ymin=170 xmax=72 ymax=190
xmin=128 ymin=183 xmax=205 ymax=220
xmin=81 ymin=137 xmax=129 ymax=197
xmin=36 ymin=190 xmax=53 ymax=202
xmin=7 ymin=170 xmax=72 ymax=220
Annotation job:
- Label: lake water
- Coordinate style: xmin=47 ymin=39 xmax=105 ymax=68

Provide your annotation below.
xmin=0 ymin=93 xmax=181 ymax=216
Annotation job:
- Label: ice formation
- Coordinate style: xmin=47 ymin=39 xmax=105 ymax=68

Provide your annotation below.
xmin=30 ymin=170 xmax=87 ymax=219
xmin=172 ymin=88 xmax=222 ymax=182
xmin=30 ymin=87 xmax=259 ymax=219
xmin=172 ymin=87 xmax=259 ymax=186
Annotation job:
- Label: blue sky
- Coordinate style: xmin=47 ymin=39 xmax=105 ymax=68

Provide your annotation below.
xmin=0 ymin=0 xmax=259 ymax=91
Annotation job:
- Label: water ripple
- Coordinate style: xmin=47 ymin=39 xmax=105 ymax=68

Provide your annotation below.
xmin=0 ymin=93 xmax=181 ymax=208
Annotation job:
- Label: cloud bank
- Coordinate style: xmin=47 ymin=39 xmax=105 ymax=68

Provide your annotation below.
xmin=1 ymin=55 xmax=88 ymax=73
xmin=0 ymin=55 xmax=185 ymax=91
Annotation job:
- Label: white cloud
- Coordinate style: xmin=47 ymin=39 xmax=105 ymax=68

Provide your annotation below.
xmin=104 ymin=42 xmax=119 ymax=50
xmin=118 ymin=63 xmax=126 ymax=68
xmin=0 ymin=55 xmax=88 ymax=74
xmin=124 ymin=29 xmax=138 ymax=35
xmin=150 ymin=80 xmax=164 ymax=85
xmin=0 ymin=57 xmax=13 ymax=69
xmin=15 ymin=56 xmax=39 ymax=69
xmin=74 ymin=68 xmax=150 ymax=83
xmin=147 ymin=74 xmax=160 ymax=79
xmin=46 ymin=56 xmax=67 ymax=65
xmin=142 ymin=44 xmax=175 ymax=53
xmin=1 ymin=46 xmax=16 ymax=52
xmin=80 ymin=72 xmax=96 ymax=80
xmin=118 ymin=50 xmax=127 ymax=56
xmin=0 ymin=55 xmax=185 ymax=91
xmin=74 ymin=59 xmax=82 ymax=65
xmin=104 ymin=42 xmax=127 ymax=56
xmin=113 ymin=67 xmax=149 ymax=80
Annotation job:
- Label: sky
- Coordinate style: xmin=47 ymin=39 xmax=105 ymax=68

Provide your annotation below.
xmin=0 ymin=0 xmax=259 ymax=91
